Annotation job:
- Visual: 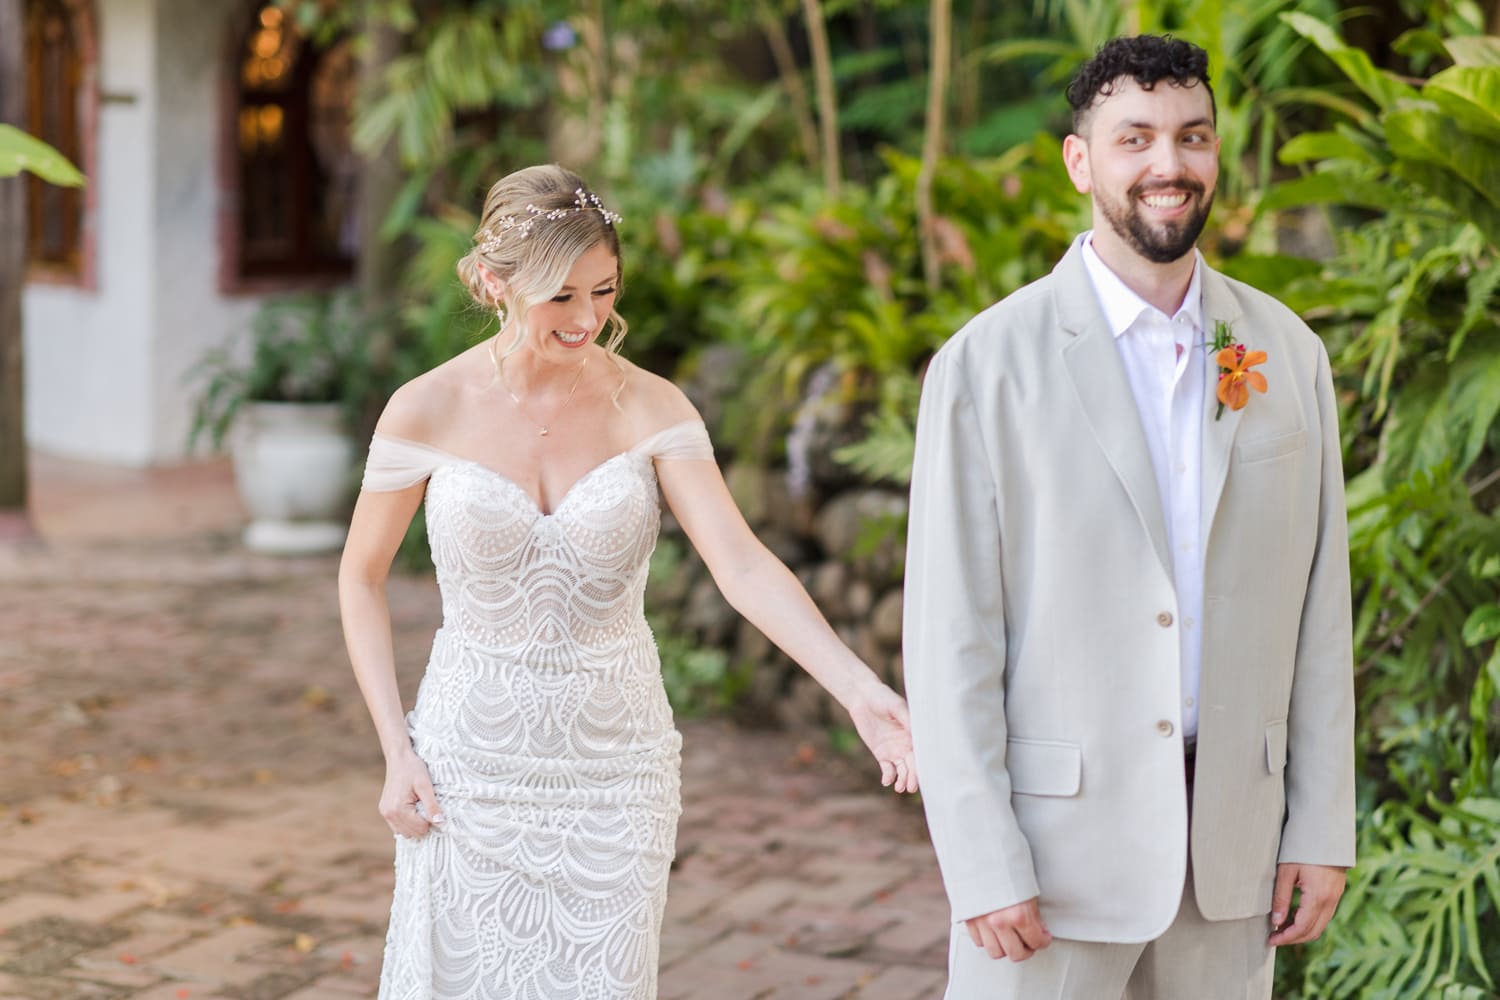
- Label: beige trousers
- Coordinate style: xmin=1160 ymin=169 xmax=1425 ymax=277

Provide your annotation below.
xmin=943 ymin=864 xmax=1275 ymax=1000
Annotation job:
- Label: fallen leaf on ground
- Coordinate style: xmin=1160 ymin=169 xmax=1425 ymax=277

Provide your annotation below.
xmin=129 ymin=755 xmax=161 ymax=773
xmin=301 ymin=685 xmax=332 ymax=708
xmin=47 ymin=757 xmax=83 ymax=776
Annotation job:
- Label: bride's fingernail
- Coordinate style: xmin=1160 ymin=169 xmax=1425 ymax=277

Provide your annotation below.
xmin=431 ymin=812 xmax=446 ymax=824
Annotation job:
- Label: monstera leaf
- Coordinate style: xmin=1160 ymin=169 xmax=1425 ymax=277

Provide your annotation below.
xmin=1425 ymin=66 xmax=1500 ymax=145
xmin=1272 ymin=16 xmax=1500 ymax=249
xmin=1281 ymin=12 xmax=1420 ymax=111
xmin=0 ymin=124 xmax=84 ymax=186
xmin=1381 ymin=100 xmax=1500 ymax=247
xmin=1386 ymin=107 xmax=1500 ymax=199
xmin=1447 ymin=35 xmax=1500 ymax=68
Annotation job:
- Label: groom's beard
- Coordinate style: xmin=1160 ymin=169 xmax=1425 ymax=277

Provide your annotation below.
xmin=1097 ymin=178 xmax=1213 ymax=264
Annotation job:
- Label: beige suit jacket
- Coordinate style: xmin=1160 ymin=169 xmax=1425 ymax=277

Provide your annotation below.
xmin=903 ymin=237 xmax=1356 ymax=943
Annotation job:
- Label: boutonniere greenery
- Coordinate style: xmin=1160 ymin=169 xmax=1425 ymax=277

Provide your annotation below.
xmin=1209 ymin=320 xmax=1268 ymax=420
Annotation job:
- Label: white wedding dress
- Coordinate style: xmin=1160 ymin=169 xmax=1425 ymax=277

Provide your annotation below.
xmin=360 ymin=420 xmax=715 ymax=1000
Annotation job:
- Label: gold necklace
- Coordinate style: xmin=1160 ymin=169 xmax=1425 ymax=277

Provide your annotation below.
xmin=491 ymin=339 xmax=589 ymax=438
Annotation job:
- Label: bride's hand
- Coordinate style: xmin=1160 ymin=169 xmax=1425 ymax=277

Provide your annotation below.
xmin=380 ymin=746 xmax=445 ymax=838
xmin=847 ymin=681 xmax=919 ymax=794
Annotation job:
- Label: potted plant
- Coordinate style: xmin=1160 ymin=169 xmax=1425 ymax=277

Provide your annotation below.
xmin=189 ymin=290 xmax=376 ymax=555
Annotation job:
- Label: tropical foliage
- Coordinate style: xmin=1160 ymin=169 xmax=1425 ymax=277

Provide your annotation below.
xmin=289 ymin=0 xmax=1499 ymax=991
xmin=187 ymin=291 xmax=378 ymax=449
xmin=0 ymin=124 xmax=83 ymax=186
xmin=1249 ymin=15 xmax=1500 ymax=997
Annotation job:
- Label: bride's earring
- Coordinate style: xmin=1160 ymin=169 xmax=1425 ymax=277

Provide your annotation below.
xmin=495 ymin=304 xmax=508 ymax=330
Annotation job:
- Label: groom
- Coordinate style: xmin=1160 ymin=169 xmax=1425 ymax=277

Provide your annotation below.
xmin=903 ymin=35 xmax=1355 ymax=999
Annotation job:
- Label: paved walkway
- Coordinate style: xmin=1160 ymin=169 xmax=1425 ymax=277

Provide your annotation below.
xmin=0 ymin=455 xmax=947 ymax=999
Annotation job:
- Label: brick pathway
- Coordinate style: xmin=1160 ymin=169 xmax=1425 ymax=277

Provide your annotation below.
xmin=0 ymin=456 xmax=947 ymax=999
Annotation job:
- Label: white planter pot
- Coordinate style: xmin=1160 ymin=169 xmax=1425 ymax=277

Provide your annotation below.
xmin=233 ymin=401 xmax=355 ymax=555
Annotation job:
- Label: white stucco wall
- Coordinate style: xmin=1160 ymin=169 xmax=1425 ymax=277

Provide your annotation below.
xmin=24 ymin=0 xmax=159 ymax=465
xmin=153 ymin=0 xmax=263 ymax=457
xmin=23 ymin=0 xmax=264 ymax=466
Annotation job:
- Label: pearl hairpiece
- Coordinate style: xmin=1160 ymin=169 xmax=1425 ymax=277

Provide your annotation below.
xmin=475 ymin=188 xmax=622 ymax=253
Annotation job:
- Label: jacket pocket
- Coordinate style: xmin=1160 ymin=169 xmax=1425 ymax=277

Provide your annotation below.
xmin=1265 ymin=720 xmax=1288 ymax=774
xmin=1236 ymin=428 xmax=1306 ymax=464
xmin=1007 ymin=738 xmax=1082 ymax=797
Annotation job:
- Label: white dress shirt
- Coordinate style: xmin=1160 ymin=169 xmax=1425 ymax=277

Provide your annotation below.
xmin=1080 ymin=234 xmax=1206 ymax=740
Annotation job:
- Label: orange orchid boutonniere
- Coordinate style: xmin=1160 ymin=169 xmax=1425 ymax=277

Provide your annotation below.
xmin=1210 ymin=320 xmax=1268 ymax=420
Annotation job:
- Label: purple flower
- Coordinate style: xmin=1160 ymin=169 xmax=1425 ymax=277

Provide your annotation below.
xmin=543 ymin=21 xmax=577 ymax=51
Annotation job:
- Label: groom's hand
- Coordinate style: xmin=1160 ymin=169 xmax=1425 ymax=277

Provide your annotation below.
xmin=965 ymin=897 xmax=1052 ymax=961
xmin=1268 ymin=863 xmax=1346 ymax=946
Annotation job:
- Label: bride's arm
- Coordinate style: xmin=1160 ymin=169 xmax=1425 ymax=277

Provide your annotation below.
xmin=657 ymin=458 xmax=918 ymax=793
xmin=339 ymin=471 xmax=446 ymax=837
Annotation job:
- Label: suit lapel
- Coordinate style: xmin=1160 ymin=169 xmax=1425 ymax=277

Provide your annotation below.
xmin=1199 ymin=266 xmax=1247 ymax=551
xmin=1056 ymin=243 xmax=1174 ymax=583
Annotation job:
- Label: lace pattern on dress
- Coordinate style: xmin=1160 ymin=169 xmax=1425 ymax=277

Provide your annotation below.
xmin=374 ymin=419 xmax=711 ymax=1000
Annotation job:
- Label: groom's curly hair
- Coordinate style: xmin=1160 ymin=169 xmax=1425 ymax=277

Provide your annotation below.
xmin=1066 ymin=35 xmax=1215 ymax=133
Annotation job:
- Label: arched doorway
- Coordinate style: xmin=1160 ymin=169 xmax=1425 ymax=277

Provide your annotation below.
xmin=223 ymin=2 xmax=357 ymax=288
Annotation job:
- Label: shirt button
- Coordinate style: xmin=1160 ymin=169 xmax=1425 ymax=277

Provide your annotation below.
xmin=1184 ymin=697 xmax=1196 ymax=708
xmin=1184 ymin=617 xmax=1195 ymax=628
xmin=1156 ymin=611 xmax=1174 ymax=627
xmin=1156 ymin=720 xmax=1175 ymax=737
xmin=1175 ymin=463 xmax=1187 ymax=474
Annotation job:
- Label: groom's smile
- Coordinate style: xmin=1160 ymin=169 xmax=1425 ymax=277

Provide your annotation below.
xmin=1062 ymin=77 xmax=1221 ymax=267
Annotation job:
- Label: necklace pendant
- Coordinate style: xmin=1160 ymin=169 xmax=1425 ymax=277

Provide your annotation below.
xmin=538 ymin=427 xmax=549 ymax=437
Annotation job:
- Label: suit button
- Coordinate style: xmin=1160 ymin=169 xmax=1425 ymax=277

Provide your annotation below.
xmin=1156 ymin=611 xmax=1174 ymax=627
xmin=1156 ymin=720 xmax=1175 ymax=737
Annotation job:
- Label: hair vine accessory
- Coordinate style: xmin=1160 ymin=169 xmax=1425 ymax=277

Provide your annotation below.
xmin=475 ymin=189 xmax=622 ymax=253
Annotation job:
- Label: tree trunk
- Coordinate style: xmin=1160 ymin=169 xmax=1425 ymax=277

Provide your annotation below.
xmin=800 ymin=0 xmax=840 ymax=199
xmin=548 ymin=5 xmax=607 ymax=169
xmin=956 ymin=0 xmax=988 ymax=133
xmin=757 ymin=1 xmax=819 ymax=174
xmin=0 ymin=0 xmax=30 ymax=519
xmin=917 ymin=0 xmax=951 ymax=292
xmin=352 ymin=17 xmax=404 ymax=438
xmin=355 ymin=20 xmax=403 ymax=317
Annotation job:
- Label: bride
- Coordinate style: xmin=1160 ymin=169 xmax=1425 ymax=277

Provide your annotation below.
xmin=338 ymin=163 xmax=918 ymax=1000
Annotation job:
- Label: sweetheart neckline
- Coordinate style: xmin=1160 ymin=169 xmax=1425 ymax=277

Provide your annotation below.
xmin=371 ymin=418 xmax=704 ymax=515
xmin=435 ymin=450 xmax=651 ymax=518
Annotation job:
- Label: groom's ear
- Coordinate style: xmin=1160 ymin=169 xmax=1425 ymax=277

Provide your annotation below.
xmin=1062 ymin=134 xmax=1092 ymax=195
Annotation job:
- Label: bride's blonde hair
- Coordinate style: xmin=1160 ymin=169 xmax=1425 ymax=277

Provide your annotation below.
xmin=455 ymin=165 xmax=629 ymax=368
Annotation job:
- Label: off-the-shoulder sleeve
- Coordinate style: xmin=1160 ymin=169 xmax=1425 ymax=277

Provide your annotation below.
xmin=361 ymin=433 xmax=449 ymax=492
xmin=632 ymin=420 xmax=715 ymax=462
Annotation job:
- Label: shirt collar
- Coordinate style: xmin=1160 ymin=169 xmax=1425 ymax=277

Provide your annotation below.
xmin=1080 ymin=230 xmax=1205 ymax=340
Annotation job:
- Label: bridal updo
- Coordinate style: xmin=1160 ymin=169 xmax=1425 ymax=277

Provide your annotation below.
xmin=456 ymin=164 xmax=628 ymax=357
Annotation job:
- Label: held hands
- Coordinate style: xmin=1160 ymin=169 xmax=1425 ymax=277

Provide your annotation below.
xmin=966 ymin=897 xmax=1052 ymax=961
xmin=847 ymin=681 xmax=919 ymax=793
xmin=380 ymin=745 xmax=445 ymax=839
xmin=1268 ymin=863 xmax=1346 ymax=946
